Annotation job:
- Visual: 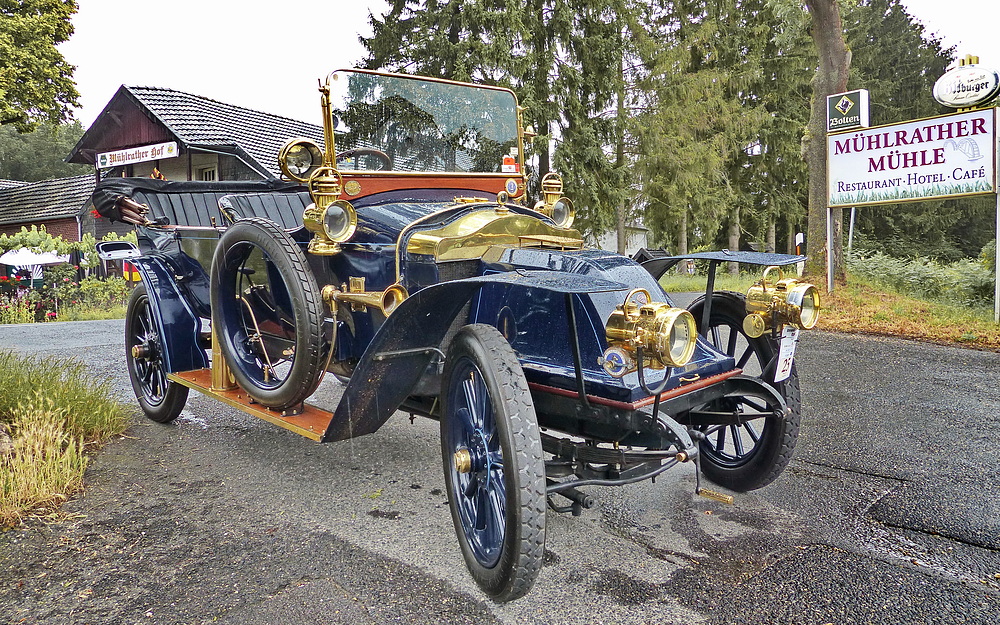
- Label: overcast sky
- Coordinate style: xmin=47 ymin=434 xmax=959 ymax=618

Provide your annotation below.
xmin=59 ymin=0 xmax=391 ymax=127
xmin=58 ymin=1 xmax=997 ymax=129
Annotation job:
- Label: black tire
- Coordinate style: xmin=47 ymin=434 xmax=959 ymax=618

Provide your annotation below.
xmin=210 ymin=218 xmax=325 ymax=409
xmin=687 ymin=292 xmax=800 ymax=491
xmin=440 ymin=324 xmax=546 ymax=602
xmin=125 ymin=284 xmax=189 ymax=423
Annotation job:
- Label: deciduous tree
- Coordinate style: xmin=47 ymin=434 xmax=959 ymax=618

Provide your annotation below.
xmin=0 ymin=121 xmax=88 ymax=181
xmin=0 ymin=0 xmax=79 ymax=132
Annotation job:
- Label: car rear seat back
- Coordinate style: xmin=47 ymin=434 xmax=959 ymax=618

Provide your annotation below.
xmin=218 ymin=192 xmax=313 ymax=230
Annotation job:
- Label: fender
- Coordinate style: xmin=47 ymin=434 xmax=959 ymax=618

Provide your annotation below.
xmin=324 ymin=270 xmax=627 ymax=442
xmin=131 ymin=256 xmax=209 ymax=373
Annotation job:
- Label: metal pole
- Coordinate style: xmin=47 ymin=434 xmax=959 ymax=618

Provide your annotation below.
xmin=827 ymin=205 xmax=834 ymax=293
xmin=994 ymin=191 xmax=999 ymax=323
xmin=847 ymin=206 xmax=856 ymax=256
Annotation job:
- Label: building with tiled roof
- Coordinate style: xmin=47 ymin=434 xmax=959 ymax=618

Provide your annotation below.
xmin=67 ymin=86 xmax=325 ymax=181
xmin=0 ymin=175 xmax=95 ymax=240
xmin=1 ymin=86 xmax=324 ymax=242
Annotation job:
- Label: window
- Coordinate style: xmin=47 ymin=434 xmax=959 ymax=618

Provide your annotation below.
xmin=198 ymin=166 xmax=218 ymax=181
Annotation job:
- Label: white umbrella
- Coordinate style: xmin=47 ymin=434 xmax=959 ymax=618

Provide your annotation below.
xmin=0 ymin=249 xmax=70 ymax=281
xmin=0 ymin=249 xmax=69 ymax=266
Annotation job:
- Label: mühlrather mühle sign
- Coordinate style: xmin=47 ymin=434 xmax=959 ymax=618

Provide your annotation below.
xmin=827 ymin=108 xmax=996 ymax=207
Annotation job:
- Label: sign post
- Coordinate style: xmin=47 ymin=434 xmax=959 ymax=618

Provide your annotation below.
xmin=995 ymin=135 xmax=1000 ymax=323
xmin=825 ymin=90 xmax=869 ymax=293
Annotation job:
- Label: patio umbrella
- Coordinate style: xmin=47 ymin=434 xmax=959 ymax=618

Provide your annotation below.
xmin=0 ymin=249 xmax=69 ymax=280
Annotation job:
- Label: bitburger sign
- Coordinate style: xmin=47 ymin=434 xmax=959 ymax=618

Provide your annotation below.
xmin=827 ymin=109 xmax=996 ymax=207
xmin=933 ymin=64 xmax=1000 ymax=109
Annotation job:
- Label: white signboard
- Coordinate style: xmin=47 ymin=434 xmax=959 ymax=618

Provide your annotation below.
xmin=827 ymin=109 xmax=996 ymax=207
xmin=97 ymin=141 xmax=178 ymax=169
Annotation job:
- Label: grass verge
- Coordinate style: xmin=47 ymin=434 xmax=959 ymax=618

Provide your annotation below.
xmin=661 ymin=269 xmax=1000 ymax=351
xmin=0 ymin=351 xmax=129 ymax=527
xmin=818 ymin=275 xmax=1000 ymax=350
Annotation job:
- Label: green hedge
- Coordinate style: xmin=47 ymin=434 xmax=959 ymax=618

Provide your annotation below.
xmin=847 ymin=251 xmax=995 ymax=309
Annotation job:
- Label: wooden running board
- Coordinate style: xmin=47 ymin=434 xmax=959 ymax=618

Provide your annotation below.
xmin=167 ymin=369 xmax=333 ymax=441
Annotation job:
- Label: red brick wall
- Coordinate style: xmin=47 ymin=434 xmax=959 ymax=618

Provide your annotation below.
xmin=0 ymin=218 xmax=80 ymax=242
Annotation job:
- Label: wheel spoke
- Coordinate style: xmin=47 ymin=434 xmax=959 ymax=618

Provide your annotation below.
xmin=739 ymin=398 xmax=771 ymax=413
xmin=710 ymin=325 xmax=723 ymax=349
xmin=726 ymin=328 xmax=738 ymax=356
xmin=487 ymin=450 xmax=504 ymax=471
xmin=744 ymin=421 xmax=760 ymax=443
xmin=736 ymin=344 xmax=755 ymax=368
xmin=463 ymin=473 xmax=479 ymax=499
xmin=486 ymin=486 xmax=505 ymax=544
xmin=462 ymin=377 xmax=482 ymax=430
xmin=731 ymin=424 xmax=745 ymax=456
xmin=474 ymin=484 xmax=489 ymax=531
xmin=714 ymin=426 xmax=727 ymax=452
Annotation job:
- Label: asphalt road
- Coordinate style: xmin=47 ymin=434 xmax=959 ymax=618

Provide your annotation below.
xmin=1 ymin=319 xmax=999 ymax=624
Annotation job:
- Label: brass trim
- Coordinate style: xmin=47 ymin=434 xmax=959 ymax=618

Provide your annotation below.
xmin=697 ymin=488 xmax=735 ymax=505
xmin=406 ymin=211 xmax=584 ymax=262
xmin=343 ymin=171 xmax=520 ymax=179
xmin=328 ymin=67 xmax=518 ymax=98
xmin=168 ymin=369 xmax=330 ymax=442
xmin=209 ymin=327 xmax=237 ymax=392
xmin=344 ymin=180 xmax=362 ymax=196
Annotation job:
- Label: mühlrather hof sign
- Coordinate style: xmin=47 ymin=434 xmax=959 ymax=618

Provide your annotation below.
xmin=827 ymin=109 xmax=996 ymax=207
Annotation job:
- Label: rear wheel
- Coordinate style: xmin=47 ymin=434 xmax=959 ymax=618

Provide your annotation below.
xmin=210 ymin=218 xmax=326 ymax=409
xmin=125 ymin=285 xmax=188 ymax=423
xmin=440 ymin=324 xmax=545 ymax=602
xmin=687 ymin=292 xmax=800 ymax=491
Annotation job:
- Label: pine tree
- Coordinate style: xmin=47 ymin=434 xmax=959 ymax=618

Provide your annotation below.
xmin=359 ymin=0 xmax=644 ymax=242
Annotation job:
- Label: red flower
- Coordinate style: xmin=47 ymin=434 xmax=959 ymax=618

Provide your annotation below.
xmin=90 ymin=209 xmax=101 ymax=218
xmin=0 ymin=276 xmax=7 ymax=282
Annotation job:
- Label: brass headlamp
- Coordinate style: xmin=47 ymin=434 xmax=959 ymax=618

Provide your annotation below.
xmin=278 ymin=75 xmax=358 ymax=255
xmin=743 ymin=266 xmax=821 ymax=338
xmin=605 ymin=288 xmax=698 ymax=371
xmin=532 ymin=172 xmax=575 ymax=228
xmin=278 ymin=138 xmax=324 ymax=182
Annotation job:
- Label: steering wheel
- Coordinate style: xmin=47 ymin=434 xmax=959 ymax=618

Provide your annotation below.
xmin=336 ymin=148 xmax=392 ymax=171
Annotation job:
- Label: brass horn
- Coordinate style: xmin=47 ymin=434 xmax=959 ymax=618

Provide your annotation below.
xmin=323 ymin=279 xmax=408 ymax=316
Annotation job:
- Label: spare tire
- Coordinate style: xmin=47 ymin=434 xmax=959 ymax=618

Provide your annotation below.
xmin=210 ymin=218 xmax=325 ymax=409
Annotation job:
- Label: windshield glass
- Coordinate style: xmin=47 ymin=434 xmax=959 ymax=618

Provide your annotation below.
xmin=328 ymin=70 xmax=519 ymax=174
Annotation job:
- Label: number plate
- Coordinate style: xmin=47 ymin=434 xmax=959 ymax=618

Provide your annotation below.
xmin=774 ymin=327 xmax=800 ymax=383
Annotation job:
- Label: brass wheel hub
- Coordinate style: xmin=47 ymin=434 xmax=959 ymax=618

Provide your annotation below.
xmin=454 ymin=448 xmax=472 ymax=474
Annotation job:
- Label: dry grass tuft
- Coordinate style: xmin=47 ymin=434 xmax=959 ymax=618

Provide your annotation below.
xmin=0 ymin=351 xmax=128 ymax=526
xmin=0 ymin=401 xmax=87 ymax=526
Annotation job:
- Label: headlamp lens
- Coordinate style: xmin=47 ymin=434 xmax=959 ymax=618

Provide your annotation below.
xmin=323 ymin=200 xmax=357 ymax=242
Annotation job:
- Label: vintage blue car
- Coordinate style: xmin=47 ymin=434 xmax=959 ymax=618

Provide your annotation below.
xmin=94 ymin=69 xmax=819 ymax=601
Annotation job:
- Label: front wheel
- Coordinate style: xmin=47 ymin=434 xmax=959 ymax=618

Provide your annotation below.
xmin=125 ymin=285 xmax=188 ymax=423
xmin=687 ymin=292 xmax=800 ymax=491
xmin=440 ymin=324 xmax=545 ymax=602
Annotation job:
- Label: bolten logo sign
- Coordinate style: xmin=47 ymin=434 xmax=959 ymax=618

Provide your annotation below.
xmin=826 ymin=89 xmax=870 ymax=132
